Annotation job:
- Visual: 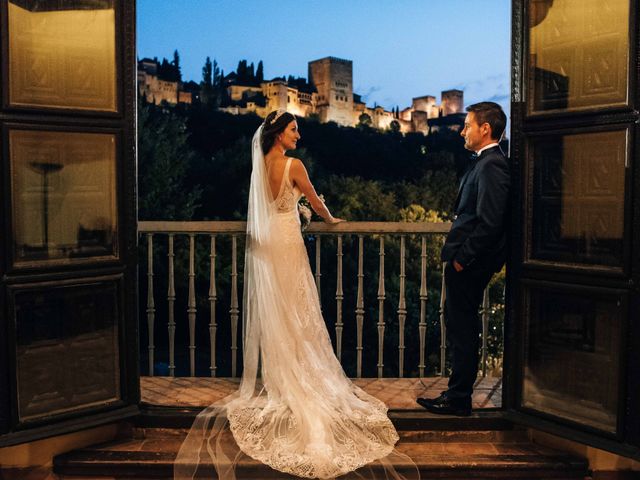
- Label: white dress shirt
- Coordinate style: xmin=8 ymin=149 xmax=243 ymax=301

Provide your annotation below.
xmin=476 ymin=142 xmax=500 ymax=156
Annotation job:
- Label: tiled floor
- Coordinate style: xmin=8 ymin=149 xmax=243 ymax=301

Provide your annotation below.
xmin=140 ymin=375 xmax=502 ymax=410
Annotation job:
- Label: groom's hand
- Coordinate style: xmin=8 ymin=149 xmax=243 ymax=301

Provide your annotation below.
xmin=453 ymin=260 xmax=464 ymax=272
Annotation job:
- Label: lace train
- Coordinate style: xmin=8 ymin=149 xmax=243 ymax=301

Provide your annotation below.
xmin=175 ymin=156 xmax=413 ymax=480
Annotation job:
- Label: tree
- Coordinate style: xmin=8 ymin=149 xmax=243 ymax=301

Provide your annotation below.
xmin=201 ymin=57 xmax=216 ymax=106
xmin=316 ymin=175 xmax=398 ymax=221
xmin=137 ymin=99 xmax=202 ymax=220
xmin=236 ymin=59 xmax=248 ymax=84
xmin=389 ymin=120 xmax=401 ymax=134
xmin=213 ymin=60 xmax=221 ymax=87
xmin=202 ymin=57 xmax=212 ymax=87
xmin=158 ymin=57 xmax=178 ymax=82
xmin=256 ymin=60 xmax=264 ymax=83
xmin=172 ymin=49 xmax=182 ymax=83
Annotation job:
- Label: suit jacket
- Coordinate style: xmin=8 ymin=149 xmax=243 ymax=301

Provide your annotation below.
xmin=441 ymin=146 xmax=510 ymax=272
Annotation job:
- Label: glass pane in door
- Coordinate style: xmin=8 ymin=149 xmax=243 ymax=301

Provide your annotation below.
xmin=8 ymin=0 xmax=117 ymax=111
xmin=529 ymin=129 xmax=627 ymax=268
xmin=10 ymin=129 xmax=118 ymax=266
xmin=522 ymin=284 xmax=623 ymax=433
xmin=14 ymin=280 xmax=121 ymax=422
xmin=528 ymin=0 xmax=629 ymax=113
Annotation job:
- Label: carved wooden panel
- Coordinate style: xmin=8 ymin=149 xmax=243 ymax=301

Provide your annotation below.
xmin=528 ymin=0 xmax=629 ymax=113
xmin=10 ymin=129 xmax=118 ymax=266
xmin=8 ymin=0 xmax=117 ymax=111
xmin=522 ymin=284 xmax=623 ymax=433
xmin=13 ymin=280 xmax=121 ymax=422
xmin=530 ymin=130 xmax=627 ymax=267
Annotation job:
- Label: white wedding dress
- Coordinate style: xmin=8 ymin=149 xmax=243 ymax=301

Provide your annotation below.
xmin=174 ymin=126 xmax=414 ymax=480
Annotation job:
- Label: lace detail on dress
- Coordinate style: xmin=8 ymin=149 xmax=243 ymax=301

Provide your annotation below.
xmin=227 ymin=398 xmax=398 ymax=479
xmin=274 ymin=158 xmax=301 ymax=214
xmin=225 ymin=218 xmax=401 ymax=478
xmin=175 ymin=130 xmax=414 ymax=480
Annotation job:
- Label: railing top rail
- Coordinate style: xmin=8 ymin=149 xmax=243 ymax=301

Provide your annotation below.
xmin=138 ymin=221 xmax=452 ymax=235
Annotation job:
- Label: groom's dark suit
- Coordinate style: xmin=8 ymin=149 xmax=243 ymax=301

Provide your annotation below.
xmin=441 ymin=145 xmax=510 ymax=401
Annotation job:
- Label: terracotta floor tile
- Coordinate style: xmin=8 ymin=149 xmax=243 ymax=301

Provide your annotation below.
xmin=140 ymin=376 xmax=502 ymax=409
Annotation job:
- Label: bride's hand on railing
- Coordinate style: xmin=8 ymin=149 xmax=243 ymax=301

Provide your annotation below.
xmin=326 ymin=216 xmax=346 ymax=224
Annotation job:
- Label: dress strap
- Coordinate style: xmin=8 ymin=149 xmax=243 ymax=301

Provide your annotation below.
xmin=283 ymin=158 xmax=293 ymax=187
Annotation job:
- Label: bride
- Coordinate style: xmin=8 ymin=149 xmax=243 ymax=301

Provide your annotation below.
xmin=174 ymin=110 xmax=416 ymax=479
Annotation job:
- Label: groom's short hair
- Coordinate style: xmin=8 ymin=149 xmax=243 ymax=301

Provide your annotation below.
xmin=466 ymin=102 xmax=506 ymax=141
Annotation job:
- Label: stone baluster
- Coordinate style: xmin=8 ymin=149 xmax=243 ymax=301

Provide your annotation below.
xmin=376 ymin=236 xmax=386 ymax=378
xmin=167 ymin=234 xmax=176 ymax=376
xmin=335 ymin=235 xmax=344 ymax=361
xmin=146 ymin=233 xmax=155 ymax=376
xmin=230 ymin=234 xmax=239 ymax=377
xmin=418 ymin=235 xmax=428 ymax=378
xmin=481 ymin=286 xmax=490 ymax=377
xmin=209 ymin=235 xmax=218 ymax=377
xmin=187 ymin=234 xmax=197 ymax=376
xmin=439 ymin=262 xmax=447 ymax=377
xmin=356 ymin=235 xmax=365 ymax=378
xmin=397 ymin=235 xmax=407 ymax=378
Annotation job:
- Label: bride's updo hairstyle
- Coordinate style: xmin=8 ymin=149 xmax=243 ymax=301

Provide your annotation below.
xmin=261 ymin=110 xmax=296 ymax=154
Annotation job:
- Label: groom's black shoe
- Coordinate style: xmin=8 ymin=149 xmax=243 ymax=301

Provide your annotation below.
xmin=416 ymin=391 xmax=448 ymax=408
xmin=416 ymin=394 xmax=472 ymax=417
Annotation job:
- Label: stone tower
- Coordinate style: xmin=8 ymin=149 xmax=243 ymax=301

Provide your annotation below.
xmin=441 ymin=89 xmax=464 ymax=115
xmin=308 ymin=57 xmax=354 ymax=126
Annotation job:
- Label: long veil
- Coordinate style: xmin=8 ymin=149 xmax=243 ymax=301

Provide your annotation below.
xmin=173 ymin=124 xmax=276 ymax=479
xmin=174 ymin=124 xmax=420 ymax=480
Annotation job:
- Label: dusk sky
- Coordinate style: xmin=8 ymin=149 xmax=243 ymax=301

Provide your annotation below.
xmin=137 ymin=0 xmax=511 ymax=115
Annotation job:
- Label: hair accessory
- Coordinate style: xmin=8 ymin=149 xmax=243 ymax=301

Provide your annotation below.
xmin=269 ymin=110 xmax=286 ymax=125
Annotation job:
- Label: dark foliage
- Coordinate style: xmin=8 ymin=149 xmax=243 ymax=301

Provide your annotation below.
xmin=137 ymin=97 xmax=504 ymax=378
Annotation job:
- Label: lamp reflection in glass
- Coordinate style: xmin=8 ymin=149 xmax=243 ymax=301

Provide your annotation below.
xmin=11 ymin=129 xmax=118 ymax=266
xmin=27 ymin=161 xmax=64 ymax=256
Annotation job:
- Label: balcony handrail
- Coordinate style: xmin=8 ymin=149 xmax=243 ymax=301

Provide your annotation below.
xmin=138 ymin=220 xmax=453 ymax=235
xmin=137 ymin=220 xmax=503 ymax=380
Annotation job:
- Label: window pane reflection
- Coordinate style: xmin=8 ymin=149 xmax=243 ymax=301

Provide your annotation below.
xmin=523 ymin=286 xmax=622 ymax=432
xmin=530 ymin=130 xmax=626 ymax=267
xmin=8 ymin=0 xmax=117 ymax=111
xmin=10 ymin=129 xmax=118 ymax=265
xmin=528 ymin=0 xmax=629 ymax=113
xmin=15 ymin=281 xmax=120 ymax=422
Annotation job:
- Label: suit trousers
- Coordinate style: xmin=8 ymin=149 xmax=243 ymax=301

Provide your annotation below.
xmin=443 ymin=260 xmax=495 ymax=400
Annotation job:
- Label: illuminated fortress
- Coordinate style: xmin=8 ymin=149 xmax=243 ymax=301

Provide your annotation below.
xmin=138 ymin=56 xmax=464 ymax=135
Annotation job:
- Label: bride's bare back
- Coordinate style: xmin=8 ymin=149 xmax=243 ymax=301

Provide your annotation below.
xmin=265 ymin=156 xmax=290 ymax=200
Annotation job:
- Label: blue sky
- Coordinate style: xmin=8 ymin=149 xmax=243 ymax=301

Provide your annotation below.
xmin=137 ymin=0 xmax=511 ymax=115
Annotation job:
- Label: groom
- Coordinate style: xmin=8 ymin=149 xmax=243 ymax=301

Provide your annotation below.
xmin=418 ymin=101 xmax=510 ymax=416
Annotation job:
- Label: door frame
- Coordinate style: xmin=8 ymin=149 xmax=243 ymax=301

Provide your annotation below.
xmin=0 ymin=0 xmax=140 ymax=447
xmin=504 ymin=0 xmax=640 ymax=460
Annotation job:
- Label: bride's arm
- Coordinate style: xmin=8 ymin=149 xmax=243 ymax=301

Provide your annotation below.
xmin=290 ymin=158 xmax=344 ymax=224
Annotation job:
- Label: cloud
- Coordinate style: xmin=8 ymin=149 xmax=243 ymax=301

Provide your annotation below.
xmin=454 ymin=73 xmax=509 ymax=108
xmin=355 ymin=85 xmax=381 ymax=103
xmin=453 ymin=73 xmax=507 ymax=92
xmin=487 ymin=93 xmax=510 ymax=103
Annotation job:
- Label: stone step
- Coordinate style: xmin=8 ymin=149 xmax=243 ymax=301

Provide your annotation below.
xmin=54 ymin=419 xmax=588 ymax=480
xmin=133 ymin=426 xmax=531 ymax=444
xmin=136 ymin=405 xmax=515 ymax=431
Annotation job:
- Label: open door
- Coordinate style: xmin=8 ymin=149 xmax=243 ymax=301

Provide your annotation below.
xmin=506 ymin=0 xmax=640 ymax=457
xmin=0 ymin=0 xmax=139 ymax=445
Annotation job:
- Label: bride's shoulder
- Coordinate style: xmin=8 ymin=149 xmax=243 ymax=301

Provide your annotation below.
xmin=287 ymin=157 xmax=305 ymax=169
